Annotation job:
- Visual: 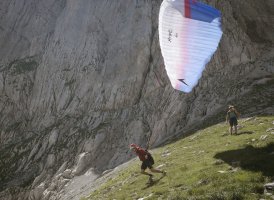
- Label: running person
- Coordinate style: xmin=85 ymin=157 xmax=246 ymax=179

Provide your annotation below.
xmin=129 ymin=143 xmax=166 ymax=182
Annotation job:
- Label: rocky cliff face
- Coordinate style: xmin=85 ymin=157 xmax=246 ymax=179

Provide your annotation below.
xmin=0 ymin=0 xmax=273 ymax=199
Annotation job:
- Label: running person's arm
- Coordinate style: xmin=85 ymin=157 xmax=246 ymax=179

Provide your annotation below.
xmin=235 ymin=110 xmax=240 ymax=118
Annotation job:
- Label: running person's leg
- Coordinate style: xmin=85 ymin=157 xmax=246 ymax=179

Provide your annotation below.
xmin=146 ymin=157 xmax=166 ymax=175
xmin=141 ymin=161 xmax=153 ymax=177
xmin=229 ymin=119 xmax=233 ymax=135
xmin=234 ymin=118 xmax=238 ymax=134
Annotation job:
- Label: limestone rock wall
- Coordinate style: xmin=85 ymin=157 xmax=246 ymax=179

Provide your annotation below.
xmin=0 ymin=0 xmax=273 ymax=199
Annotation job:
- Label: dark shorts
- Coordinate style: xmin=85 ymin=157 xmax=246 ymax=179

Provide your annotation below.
xmin=229 ymin=117 xmax=238 ymax=126
xmin=141 ymin=157 xmax=154 ymax=170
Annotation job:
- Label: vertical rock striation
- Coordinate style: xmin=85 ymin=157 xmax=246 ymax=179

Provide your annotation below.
xmin=0 ymin=0 xmax=273 ymax=199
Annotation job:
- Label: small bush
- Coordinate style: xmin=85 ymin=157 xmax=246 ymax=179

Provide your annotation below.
xmin=252 ymin=185 xmax=264 ymax=194
xmin=208 ymin=191 xmax=226 ymax=200
xmin=229 ymin=190 xmax=244 ymax=200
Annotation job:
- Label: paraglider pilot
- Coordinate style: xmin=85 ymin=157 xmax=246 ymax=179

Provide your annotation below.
xmin=129 ymin=143 xmax=166 ymax=183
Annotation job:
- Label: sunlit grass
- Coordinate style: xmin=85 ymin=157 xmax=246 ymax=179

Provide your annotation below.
xmin=83 ymin=116 xmax=274 ymax=200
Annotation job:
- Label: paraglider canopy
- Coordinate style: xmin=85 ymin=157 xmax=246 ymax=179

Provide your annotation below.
xmin=159 ymin=0 xmax=223 ymax=93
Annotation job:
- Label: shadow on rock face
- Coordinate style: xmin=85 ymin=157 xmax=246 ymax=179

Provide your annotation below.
xmin=214 ymin=143 xmax=274 ymax=178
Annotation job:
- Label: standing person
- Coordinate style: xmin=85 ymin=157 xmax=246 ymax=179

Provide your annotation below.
xmin=129 ymin=143 xmax=166 ymax=183
xmin=226 ymin=105 xmax=240 ymax=135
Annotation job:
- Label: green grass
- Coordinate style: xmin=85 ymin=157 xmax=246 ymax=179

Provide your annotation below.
xmin=83 ymin=116 xmax=274 ymax=200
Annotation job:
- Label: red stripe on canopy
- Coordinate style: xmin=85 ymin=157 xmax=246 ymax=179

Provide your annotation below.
xmin=184 ymin=0 xmax=191 ymax=18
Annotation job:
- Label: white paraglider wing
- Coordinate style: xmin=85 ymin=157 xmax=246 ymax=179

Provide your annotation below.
xmin=159 ymin=0 xmax=223 ymax=93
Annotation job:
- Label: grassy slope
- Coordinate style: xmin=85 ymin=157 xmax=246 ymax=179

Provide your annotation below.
xmin=83 ymin=116 xmax=274 ymax=200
